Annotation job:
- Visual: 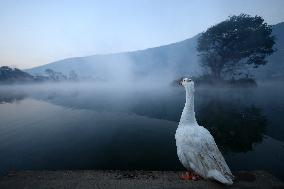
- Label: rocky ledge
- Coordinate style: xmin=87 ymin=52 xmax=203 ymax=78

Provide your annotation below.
xmin=0 ymin=170 xmax=283 ymax=189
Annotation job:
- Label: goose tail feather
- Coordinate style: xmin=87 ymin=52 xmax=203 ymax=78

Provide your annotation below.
xmin=208 ymin=170 xmax=233 ymax=185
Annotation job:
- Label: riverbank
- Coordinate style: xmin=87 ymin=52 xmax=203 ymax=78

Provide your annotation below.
xmin=0 ymin=170 xmax=283 ymax=189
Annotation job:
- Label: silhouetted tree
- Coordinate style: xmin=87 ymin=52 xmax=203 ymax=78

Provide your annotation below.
xmin=45 ymin=69 xmax=67 ymax=82
xmin=69 ymin=70 xmax=78 ymax=81
xmin=45 ymin=69 xmax=56 ymax=81
xmin=197 ymin=14 xmax=276 ymax=80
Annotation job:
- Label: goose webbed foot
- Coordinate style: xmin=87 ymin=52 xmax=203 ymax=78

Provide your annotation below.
xmin=180 ymin=171 xmax=202 ymax=181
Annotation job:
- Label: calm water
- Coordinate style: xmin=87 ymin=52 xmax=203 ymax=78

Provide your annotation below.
xmin=0 ymin=82 xmax=283 ymax=180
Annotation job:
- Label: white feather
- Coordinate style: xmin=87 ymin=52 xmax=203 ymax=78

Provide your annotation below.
xmin=175 ymin=80 xmax=234 ymax=185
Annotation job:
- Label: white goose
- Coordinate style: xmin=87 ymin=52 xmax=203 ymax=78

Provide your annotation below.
xmin=175 ymin=78 xmax=234 ymax=185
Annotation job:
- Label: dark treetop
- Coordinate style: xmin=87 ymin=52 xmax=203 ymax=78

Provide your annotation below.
xmin=197 ymin=14 xmax=276 ymax=80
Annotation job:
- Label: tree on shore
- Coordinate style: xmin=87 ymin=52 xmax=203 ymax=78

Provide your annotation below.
xmin=197 ymin=14 xmax=276 ymax=80
xmin=69 ymin=70 xmax=78 ymax=81
xmin=45 ymin=69 xmax=67 ymax=82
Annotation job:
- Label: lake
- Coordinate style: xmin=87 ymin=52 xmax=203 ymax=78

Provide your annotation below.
xmin=0 ymin=82 xmax=283 ymax=180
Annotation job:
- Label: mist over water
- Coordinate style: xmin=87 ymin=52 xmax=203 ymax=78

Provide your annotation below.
xmin=0 ymin=81 xmax=284 ymax=179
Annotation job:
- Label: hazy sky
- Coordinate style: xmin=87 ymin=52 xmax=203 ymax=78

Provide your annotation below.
xmin=0 ymin=0 xmax=284 ymax=69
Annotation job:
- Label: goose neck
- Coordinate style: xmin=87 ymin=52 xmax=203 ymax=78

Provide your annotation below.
xmin=179 ymin=84 xmax=197 ymax=127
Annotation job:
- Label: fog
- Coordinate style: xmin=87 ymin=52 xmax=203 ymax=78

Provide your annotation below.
xmin=1 ymin=80 xmax=284 ymax=149
xmin=81 ymin=52 xmax=188 ymax=85
xmin=1 ymin=80 xmax=283 ymax=121
xmin=0 ymin=79 xmax=283 ymax=100
xmin=1 ymin=79 xmax=283 ymax=132
xmin=1 ymin=80 xmax=284 ymax=179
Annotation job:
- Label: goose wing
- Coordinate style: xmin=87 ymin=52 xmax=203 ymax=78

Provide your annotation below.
xmin=190 ymin=126 xmax=234 ymax=183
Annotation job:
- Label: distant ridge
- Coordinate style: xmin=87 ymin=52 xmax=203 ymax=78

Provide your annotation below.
xmin=26 ymin=22 xmax=284 ymax=81
xmin=0 ymin=66 xmax=34 ymax=83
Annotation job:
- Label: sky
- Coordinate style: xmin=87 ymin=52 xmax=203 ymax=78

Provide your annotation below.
xmin=0 ymin=0 xmax=284 ymax=69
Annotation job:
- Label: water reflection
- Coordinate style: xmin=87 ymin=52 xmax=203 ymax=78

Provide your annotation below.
xmin=197 ymin=97 xmax=267 ymax=153
xmin=0 ymin=92 xmax=26 ymax=104
xmin=31 ymin=86 xmax=269 ymax=153
xmin=0 ymin=83 xmax=283 ymax=179
xmin=0 ymin=98 xmax=181 ymax=176
xmin=0 ymin=85 xmax=269 ymax=154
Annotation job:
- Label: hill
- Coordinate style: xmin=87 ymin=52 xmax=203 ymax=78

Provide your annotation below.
xmin=26 ymin=35 xmax=200 ymax=82
xmin=254 ymin=22 xmax=284 ymax=80
xmin=26 ymin=23 xmax=284 ymax=81
xmin=0 ymin=66 xmax=35 ymax=84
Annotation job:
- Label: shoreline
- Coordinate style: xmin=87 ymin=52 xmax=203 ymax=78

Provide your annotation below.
xmin=0 ymin=170 xmax=283 ymax=189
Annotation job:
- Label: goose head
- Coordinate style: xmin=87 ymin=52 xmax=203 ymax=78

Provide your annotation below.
xmin=179 ymin=77 xmax=194 ymax=92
